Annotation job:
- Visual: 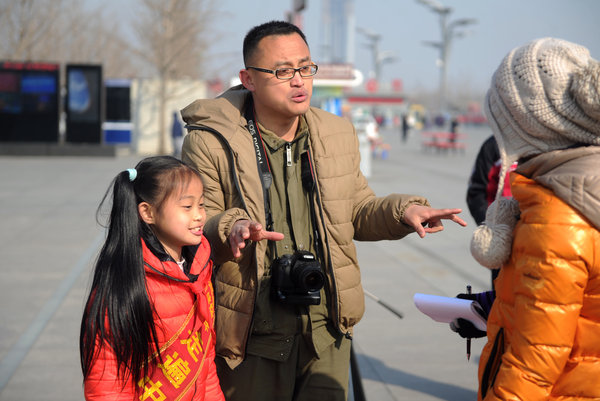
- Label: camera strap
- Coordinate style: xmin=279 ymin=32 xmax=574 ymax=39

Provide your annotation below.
xmin=301 ymin=150 xmax=323 ymax=262
xmin=244 ymin=98 xmax=274 ymax=232
xmin=244 ymin=97 xmax=323 ymax=263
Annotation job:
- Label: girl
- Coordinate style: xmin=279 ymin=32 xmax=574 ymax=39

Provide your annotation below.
xmin=80 ymin=156 xmax=224 ymax=401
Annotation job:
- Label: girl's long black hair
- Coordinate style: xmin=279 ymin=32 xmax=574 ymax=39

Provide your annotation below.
xmin=80 ymin=156 xmax=202 ymax=389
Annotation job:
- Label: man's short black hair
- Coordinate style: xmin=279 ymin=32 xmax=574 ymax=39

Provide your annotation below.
xmin=243 ymin=20 xmax=308 ymax=67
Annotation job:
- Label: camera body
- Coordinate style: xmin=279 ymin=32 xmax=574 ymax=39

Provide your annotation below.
xmin=271 ymin=250 xmax=325 ymax=305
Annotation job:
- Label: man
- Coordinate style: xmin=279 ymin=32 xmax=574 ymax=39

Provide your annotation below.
xmin=181 ymin=20 xmax=466 ymax=401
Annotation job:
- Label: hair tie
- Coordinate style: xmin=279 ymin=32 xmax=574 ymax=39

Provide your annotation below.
xmin=127 ymin=168 xmax=137 ymax=182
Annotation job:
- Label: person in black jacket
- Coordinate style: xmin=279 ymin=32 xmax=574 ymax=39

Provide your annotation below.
xmin=466 ymin=135 xmax=516 ymax=286
xmin=466 ymin=135 xmax=502 ymax=225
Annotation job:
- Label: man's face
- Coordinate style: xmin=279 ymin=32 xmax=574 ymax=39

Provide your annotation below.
xmin=240 ymin=33 xmax=313 ymax=124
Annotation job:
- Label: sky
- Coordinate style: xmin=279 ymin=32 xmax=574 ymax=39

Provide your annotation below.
xmin=103 ymin=0 xmax=600 ymax=94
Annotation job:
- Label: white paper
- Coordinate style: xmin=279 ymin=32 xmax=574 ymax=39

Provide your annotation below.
xmin=413 ymin=293 xmax=487 ymax=331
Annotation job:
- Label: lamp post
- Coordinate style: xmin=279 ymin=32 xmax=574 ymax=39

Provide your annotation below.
xmin=417 ymin=0 xmax=476 ymax=113
xmin=357 ymin=26 xmax=396 ymax=83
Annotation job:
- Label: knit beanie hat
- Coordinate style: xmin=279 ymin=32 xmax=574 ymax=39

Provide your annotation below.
xmin=471 ymin=37 xmax=600 ymax=269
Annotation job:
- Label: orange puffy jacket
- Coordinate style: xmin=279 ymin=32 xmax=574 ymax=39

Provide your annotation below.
xmin=84 ymin=238 xmax=224 ymax=401
xmin=478 ymin=174 xmax=600 ymax=400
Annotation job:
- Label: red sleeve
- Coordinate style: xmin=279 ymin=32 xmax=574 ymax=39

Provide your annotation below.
xmin=202 ymin=341 xmax=225 ymax=401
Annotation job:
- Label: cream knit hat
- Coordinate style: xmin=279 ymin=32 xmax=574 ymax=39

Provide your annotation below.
xmin=471 ymin=37 xmax=600 ymax=269
xmin=486 ymin=37 xmax=600 ymax=197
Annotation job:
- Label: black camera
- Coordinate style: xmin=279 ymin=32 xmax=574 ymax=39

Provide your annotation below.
xmin=271 ymin=250 xmax=326 ymax=305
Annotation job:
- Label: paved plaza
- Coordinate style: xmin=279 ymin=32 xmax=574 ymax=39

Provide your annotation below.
xmin=0 ymin=124 xmax=492 ymax=400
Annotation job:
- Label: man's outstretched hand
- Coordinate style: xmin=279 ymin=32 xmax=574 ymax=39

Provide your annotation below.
xmin=403 ymin=205 xmax=467 ymax=238
xmin=229 ymin=220 xmax=284 ymax=258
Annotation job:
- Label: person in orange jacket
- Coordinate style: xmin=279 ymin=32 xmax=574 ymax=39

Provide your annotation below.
xmin=80 ymin=156 xmax=224 ymax=401
xmin=466 ymin=37 xmax=600 ymax=400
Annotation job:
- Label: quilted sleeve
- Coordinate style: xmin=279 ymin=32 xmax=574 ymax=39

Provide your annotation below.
xmin=84 ymin=340 xmax=135 ymax=401
xmin=202 ymin=342 xmax=225 ymax=401
xmin=182 ymin=130 xmax=251 ymax=265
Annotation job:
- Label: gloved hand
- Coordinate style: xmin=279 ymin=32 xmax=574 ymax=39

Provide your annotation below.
xmin=449 ymin=290 xmax=495 ymax=339
xmin=450 ymin=318 xmax=486 ymax=338
xmin=456 ymin=292 xmax=477 ymax=301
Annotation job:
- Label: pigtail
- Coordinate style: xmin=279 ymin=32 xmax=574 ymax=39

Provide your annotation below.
xmin=80 ymin=169 xmax=159 ymax=389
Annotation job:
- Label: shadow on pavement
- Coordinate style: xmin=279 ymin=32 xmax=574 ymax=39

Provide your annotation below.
xmin=357 ymin=353 xmax=477 ymax=401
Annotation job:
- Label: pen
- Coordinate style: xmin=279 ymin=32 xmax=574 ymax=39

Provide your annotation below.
xmin=466 ymin=284 xmax=472 ymax=361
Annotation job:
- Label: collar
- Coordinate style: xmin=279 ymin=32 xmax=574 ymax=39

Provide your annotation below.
xmin=258 ymin=115 xmax=309 ymax=151
xmin=141 ymin=237 xmax=211 ymax=283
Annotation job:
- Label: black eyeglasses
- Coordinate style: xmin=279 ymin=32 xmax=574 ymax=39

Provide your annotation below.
xmin=246 ymin=64 xmax=318 ymax=80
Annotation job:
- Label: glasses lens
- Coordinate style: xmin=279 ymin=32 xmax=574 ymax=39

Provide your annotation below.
xmin=274 ymin=65 xmax=318 ymax=80
xmin=300 ymin=65 xmax=317 ymax=77
xmin=276 ymin=68 xmax=294 ymax=79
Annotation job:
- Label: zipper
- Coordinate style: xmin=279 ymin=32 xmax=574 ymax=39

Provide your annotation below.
xmin=305 ymin=148 xmax=342 ymax=338
xmin=481 ymin=327 xmax=505 ymax=399
xmin=286 ymin=143 xmax=292 ymax=167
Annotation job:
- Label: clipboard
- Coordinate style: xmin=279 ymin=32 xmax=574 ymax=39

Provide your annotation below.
xmin=413 ymin=293 xmax=487 ymax=331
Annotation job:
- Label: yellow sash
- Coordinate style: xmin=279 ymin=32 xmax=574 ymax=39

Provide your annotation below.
xmin=137 ymin=301 xmax=212 ymax=401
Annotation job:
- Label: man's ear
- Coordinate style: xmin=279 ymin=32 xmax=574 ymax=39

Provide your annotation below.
xmin=138 ymin=202 xmax=155 ymax=224
xmin=239 ymin=69 xmax=255 ymax=92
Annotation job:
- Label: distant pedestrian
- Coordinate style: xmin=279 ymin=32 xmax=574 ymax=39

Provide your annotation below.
xmin=80 ymin=156 xmax=224 ymax=400
xmin=434 ymin=114 xmax=446 ymax=128
xmin=172 ymin=111 xmax=184 ymax=158
xmin=449 ymin=117 xmax=459 ymax=144
xmin=401 ymin=114 xmax=410 ymax=143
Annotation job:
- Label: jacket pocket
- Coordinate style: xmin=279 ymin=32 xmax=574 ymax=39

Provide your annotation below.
xmin=480 ymin=327 xmax=504 ymax=399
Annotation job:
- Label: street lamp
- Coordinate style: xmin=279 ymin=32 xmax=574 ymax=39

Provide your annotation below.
xmin=357 ymin=26 xmax=396 ymax=83
xmin=417 ymin=0 xmax=476 ymax=113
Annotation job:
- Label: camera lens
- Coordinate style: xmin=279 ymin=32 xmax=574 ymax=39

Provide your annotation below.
xmin=293 ymin=265 xmax=325 ymax=292
xmin=303 ymin=271 xmax=325 ymax=291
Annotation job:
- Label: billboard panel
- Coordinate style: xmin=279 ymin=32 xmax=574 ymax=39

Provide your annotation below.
xmin=65 ymin=64 xmax=103 ymax=143
xmin=104 ymin=79 xmax=132 ymax=144
xmin=0 ymin=62 xmax=60 ymax=142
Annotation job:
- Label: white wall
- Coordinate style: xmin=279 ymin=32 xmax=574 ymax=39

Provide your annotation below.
xmin=130 ymin=78 xmax=207 ymax=155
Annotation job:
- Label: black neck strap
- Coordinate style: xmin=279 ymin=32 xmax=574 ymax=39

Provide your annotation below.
xmin=301 ymin=149 xmax=323 ymax=262
xmin=244 ymin=97 xmax=322 ymax=262
xmin=244 ymin=98 xmax=274 ymax=231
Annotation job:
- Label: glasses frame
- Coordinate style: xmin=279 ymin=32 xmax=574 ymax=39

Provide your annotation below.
xmin=246 ymin=64 xmax=318 ymax=80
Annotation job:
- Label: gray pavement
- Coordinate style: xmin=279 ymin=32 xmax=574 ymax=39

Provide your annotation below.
xmin=0 ymin=123 xmax=492 ymax=400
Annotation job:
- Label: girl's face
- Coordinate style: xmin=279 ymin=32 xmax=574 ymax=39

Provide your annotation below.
xmin=139 ymin=175 xmax=206 ymax=261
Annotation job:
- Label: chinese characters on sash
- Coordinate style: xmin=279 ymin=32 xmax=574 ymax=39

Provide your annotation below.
xmin=137 ymin=283 xmax=215 ymax=401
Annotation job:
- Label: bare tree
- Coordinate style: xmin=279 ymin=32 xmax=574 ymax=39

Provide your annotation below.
xmin=0 ymin=0 xmax=139 ymax=78
xmin=0 ymin=0 xmax=64 ymax=60
xmin=55 ymin=1 xmax=139 ymax=78
xmin=133 ymin=0 xmax=218 ymax=154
